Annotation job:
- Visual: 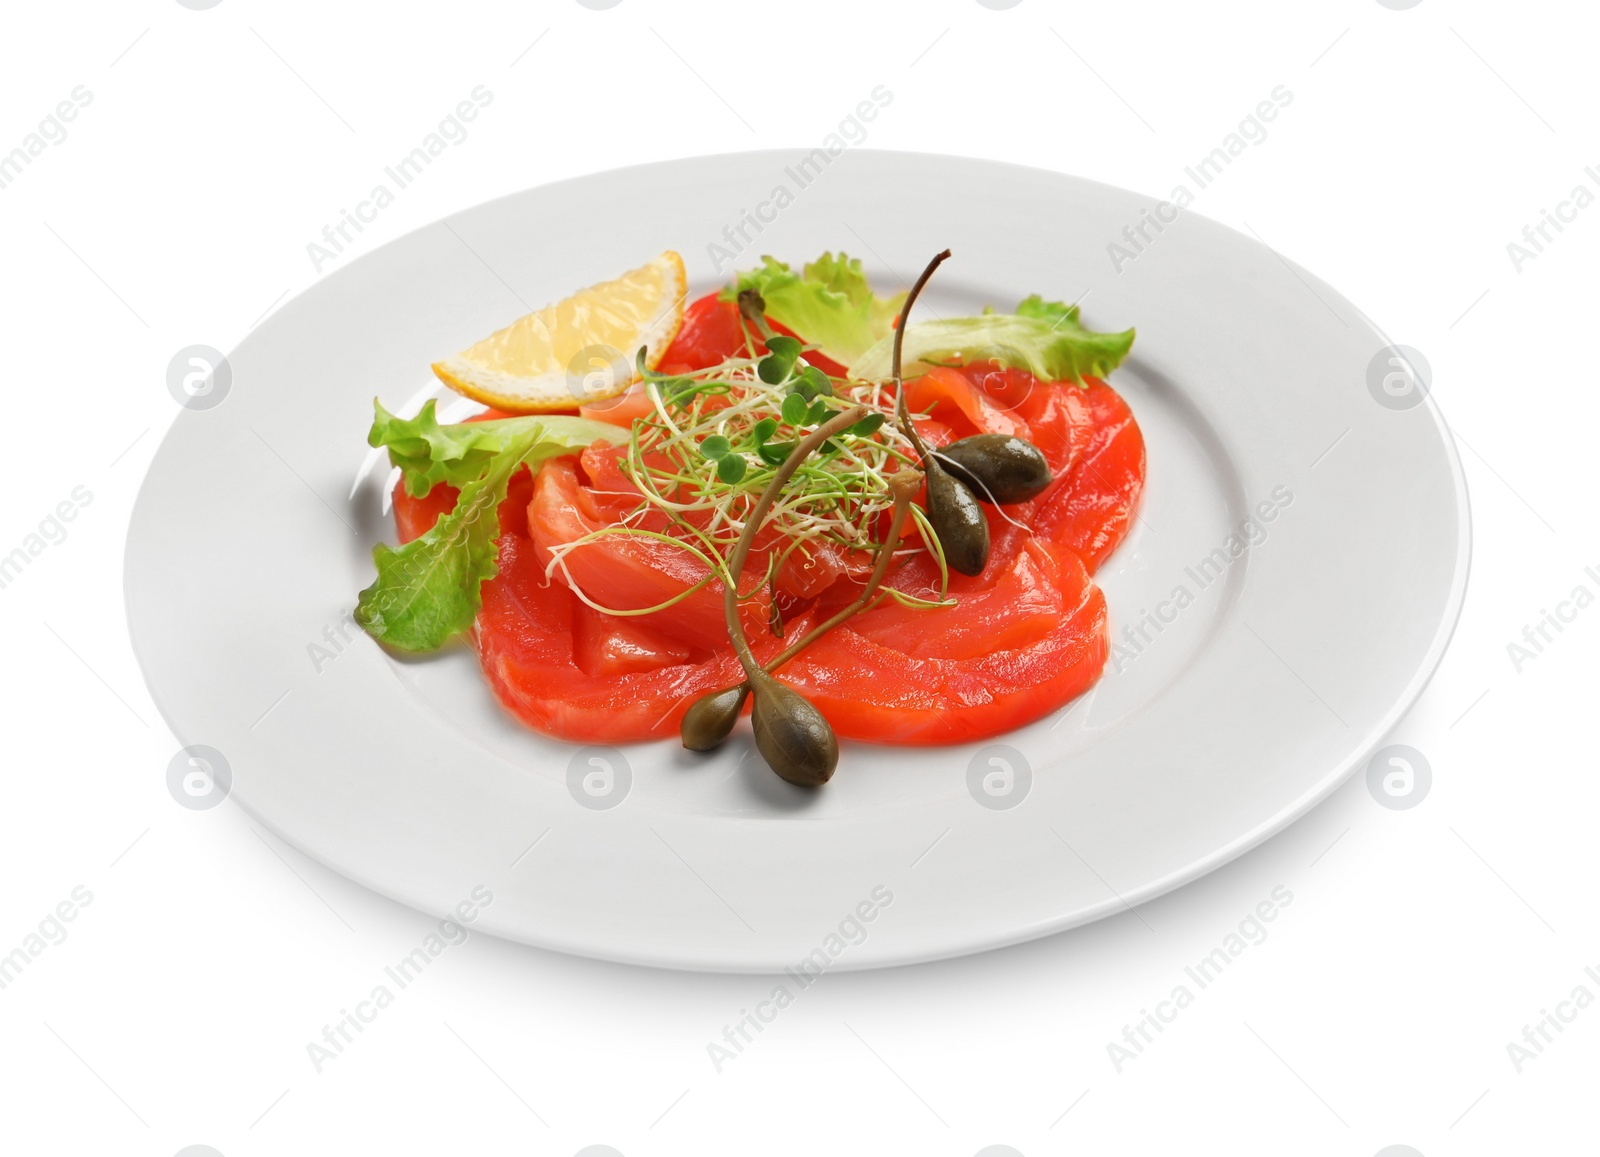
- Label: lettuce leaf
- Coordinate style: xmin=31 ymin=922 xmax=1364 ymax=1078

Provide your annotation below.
xmin=721 ymin=252 xmax=905 ymax=368
xmin=370 ymin=400 xmax=618 ymax=497
xmin=1014 ymin=294 xmax=1080 ymax=328
xmin=355 ymin=403 xmax=620 ymax=651
xmin=851 ymin=296 xmax=1134 ymax=384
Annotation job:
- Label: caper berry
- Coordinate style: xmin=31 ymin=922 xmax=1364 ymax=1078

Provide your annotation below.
xmin=935 ymin=434 xmax=1052 ymax=505
xmin=750 ymin=674 xmax=839 ymax=787
xmin=923 ymin=463 xmax=990 ymax=576
xmin=680 ymin=684 xmax=750 ymax=752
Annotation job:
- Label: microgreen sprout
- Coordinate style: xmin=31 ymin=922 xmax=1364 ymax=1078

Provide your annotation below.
xmin=545 ymin=332 xmax=954 ymax=618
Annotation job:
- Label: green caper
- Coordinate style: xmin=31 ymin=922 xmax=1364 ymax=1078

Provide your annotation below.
xmin=923 ymin=463 xmax=990 ymax=576
xmin=935 ymin=434 xmax=1052 ymax=505
xmin=680 ymin=684 xmax=750 ymax=752
xmin=750 ymin=673 xmax=839 ymax=787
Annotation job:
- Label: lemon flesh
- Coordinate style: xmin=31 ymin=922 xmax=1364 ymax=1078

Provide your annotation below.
xmin=433 ymin=250 xmax=686 ymax=413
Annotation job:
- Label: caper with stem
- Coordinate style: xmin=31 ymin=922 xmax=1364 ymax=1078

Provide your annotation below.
xmin=889 ymin=250 xmax=991 ymax=577
xmin=680 ymin=467 xmax=922 ymax=755
xmin=698 ymin=404 xmax=869 ymax=787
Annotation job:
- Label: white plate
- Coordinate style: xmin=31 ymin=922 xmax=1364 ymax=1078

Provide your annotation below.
xmin=126 ymin=151 xmax=1468 ymax=972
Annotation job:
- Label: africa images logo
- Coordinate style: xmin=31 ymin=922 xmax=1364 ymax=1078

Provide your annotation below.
xmin=967 ymin=745 xmax=1032 ymax=810
xmin=1366 ymin=745 xmax=1431 ymax=810
xmin=567 ymin=747 xmax=632 ymax=810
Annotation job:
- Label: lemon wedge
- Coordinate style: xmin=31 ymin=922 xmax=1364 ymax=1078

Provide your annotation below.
xmin=432 ymin=250 xmax=686 ymax=413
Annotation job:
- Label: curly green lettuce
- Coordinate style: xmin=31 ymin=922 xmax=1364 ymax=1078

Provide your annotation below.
xmin=851 ymin=294 xmax=1134 ymax=384
xmin=720 ymin=252 xmax=906 ymax=368
xmin=355 ymin=401 xmax=620 ymax=651
xmin=725 ymin=253 xmax=1134 ymax=383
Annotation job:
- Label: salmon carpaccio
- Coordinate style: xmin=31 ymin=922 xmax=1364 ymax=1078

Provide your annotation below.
xmin=393 ymin=293 xmax=1145 ymax=745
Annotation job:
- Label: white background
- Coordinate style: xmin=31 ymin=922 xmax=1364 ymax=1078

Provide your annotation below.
xmin=2 ymin=1 xmax=1596 ymax=1154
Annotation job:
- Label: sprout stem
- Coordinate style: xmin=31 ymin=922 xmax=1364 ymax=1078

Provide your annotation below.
xmin=722 ymin=405 xmax=869 ymax=680
xmin=760 ymin=475 xmax=918 ymax=673
xmin=892 ymin=249 xmax=951 ymax=464
xmin=737 ymin=288 xmax=776 ymax=353
xmin=737 ymin=289 xmax=773 ymax=333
